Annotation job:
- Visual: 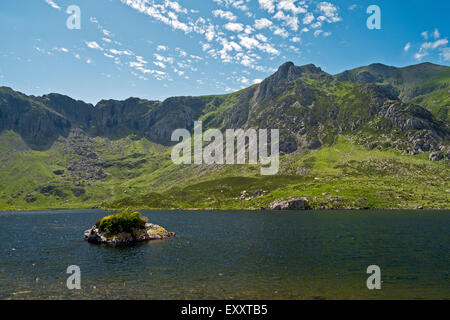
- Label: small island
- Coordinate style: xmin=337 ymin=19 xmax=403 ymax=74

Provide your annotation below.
xmin=84 ymin=209 xmax=175 ymax=245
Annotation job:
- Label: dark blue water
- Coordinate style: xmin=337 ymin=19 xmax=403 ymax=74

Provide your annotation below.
xmin=0 ymin=210 xmax=449 ymax=299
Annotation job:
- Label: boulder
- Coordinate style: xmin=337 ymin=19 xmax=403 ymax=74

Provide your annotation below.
xmin=84 ymin=222 xmax=175 ymax=245
xmin=269 ymin=197 xmax=309 ymax=210
xmin=429 ymin=152 xmax=443 ymax=161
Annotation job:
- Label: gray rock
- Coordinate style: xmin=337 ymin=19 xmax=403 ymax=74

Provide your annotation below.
xmin=253 ymin=190 xmax=264 ymax=197
xmin=84 ymin=221 xmax=175 ymax=245
xmin=269 ymin=197 xmax=309 ymax=210
xmin=429 ymin=152 xmax=443 ymax=161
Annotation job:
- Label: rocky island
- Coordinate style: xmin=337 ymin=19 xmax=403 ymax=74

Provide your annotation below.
xmin=84 ymin=210 xmax=175 ymax=245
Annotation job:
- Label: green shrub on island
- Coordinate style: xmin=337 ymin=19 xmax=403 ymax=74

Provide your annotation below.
xmin=95 ymin=209 xmax=147 ymax=235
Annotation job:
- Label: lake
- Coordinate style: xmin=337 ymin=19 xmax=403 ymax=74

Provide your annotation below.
xmin=0 ymin=209 xmax=449 ymax=300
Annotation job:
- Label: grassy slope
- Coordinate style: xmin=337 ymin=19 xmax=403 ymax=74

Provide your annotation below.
xmin=0 ymin=130 xmax=448 ymax=210
xmin=106 ymin=136 xmax=449 ymax=210
xmin=0 ymin=131 xmax=171 ymax=210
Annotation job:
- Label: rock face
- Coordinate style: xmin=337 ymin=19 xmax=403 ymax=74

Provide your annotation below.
xmin=269 ymin=197 xmax=309 ymax=210
xmin=84 ymin=223 xmax=175 ymax=245
xmin=429 ymin=152 xmax=443 ymax=161
xmin=1 ymin=61 xmax=449 ymax=156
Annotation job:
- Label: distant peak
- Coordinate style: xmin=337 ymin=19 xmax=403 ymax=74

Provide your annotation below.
xmin=275 ymin=61 xmax=296 ymax=75
xmin=278 ymin=61 xmax=295 ymax=69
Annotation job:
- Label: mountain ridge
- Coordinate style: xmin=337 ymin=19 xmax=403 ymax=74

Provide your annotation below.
xmin=1 ymin=61 xmax=449 ymax=154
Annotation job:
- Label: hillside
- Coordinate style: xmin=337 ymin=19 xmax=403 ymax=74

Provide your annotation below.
xmin=0 ymin=62 xmax=449 ymax=210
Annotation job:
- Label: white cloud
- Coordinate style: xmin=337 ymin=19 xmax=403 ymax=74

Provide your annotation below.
xmin=414 ymin=51 xmax=428 ymax=60
xmin=53 ymin=47 xmax=69 ymax=53
xmin=109 ymin=49 xmax=133 ymax=55
xmin=421 ymin=31 xmax=428 ymax=40
xmin=153 ymin=61 xmax=166 ymax=69
xmin=238 ymin=35 xmax=260 ymax=50
xmin=129 ymin=61 xmax=144 ymax=68
xmin=317 ymin=2 xmax=341 ymax=23
xmin=258 ymin=43 xmax=280 ymax=55
xmin=176 ymin=48 xmax=187 ymax=57
xmin=314 ymin=30 xmax=323 ymax=37
xmin=45 ymin=0 xmax=61 ymax=10
xmin=433 ymin=28 xmax=441 ymax=39
xmin=348 ymin=4 xmax=357 ymax=10
xmin=440 ymin=47 xmax=450 ymax=61
xmin=258 ymin=0 xmax=276 ymax=13
xmin=120 ymin=0 xmax=292 ymax=74
xmin=154 ymin=53 xmax=174 ymax=64
xmin=272 ymin=26 xmax=289 ymax=38
xmin=273 ymin=10 xmax=299 ymax=31
xmin=212 ymin=9 xmax=237 ymax=21
xmin=224 ymin=22 xmax=244 ymax=33
xmin=157 ymin=45 xmax=168 ymax=51
xmin=254 ymin=18 xmax=273 ymax=30
xmin=214 ymin=0 xmax=249 ymax=11
xmin=414 ymin=38 xmax=448 ymax=60
xmin=205 ymin=25 xmax=216 ymax=42
xmin=421 ymin=38 xmax=448 ymax=50
xmin=121 ymin=0 xmax=192 ymax=33
xmin=311 ymin=21 xmax=322 ymax=29
xmin=85 ymin=41 xmax=103 ymax=51
xmin=404 ymin=42 xmax=411 ymax=52
xmin=256 ymin=34 xmax=268 ymax=42
xmin=277 ymin=0 xmax=307 ymax=15
xmin=244 ymin=25 xmax=254 ymax=34
xmin=303 ymin=13 xmax=314 ymax=25
xmin=165 ymin=0 xmax=188 ymax=14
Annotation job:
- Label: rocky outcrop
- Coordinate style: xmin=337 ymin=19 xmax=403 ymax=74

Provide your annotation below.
xmin=1 ymin=62 xmax=449 ymax=158
xmin=269 ymin=197 xmax=309 ymax=210
xmin=429 ymin=152 xmax=444 ymax=161
xmin=84 ymin=222 xmax=175 ymax=245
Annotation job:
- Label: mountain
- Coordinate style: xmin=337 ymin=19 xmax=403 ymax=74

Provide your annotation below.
xmin=336 ymin=62 xmax=450 ymax=122
xmin=0 ymin=62 xmax=449 ymax=210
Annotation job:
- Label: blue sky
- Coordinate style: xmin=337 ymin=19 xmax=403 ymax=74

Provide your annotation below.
xmin=0 ymin=0 xmax=449 ymax=104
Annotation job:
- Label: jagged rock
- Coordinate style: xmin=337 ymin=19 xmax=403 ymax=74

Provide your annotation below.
xmin=39 ymin=185 xmax=67 ymax=198
xmin=84 ymin=222 xmax=175 ymax=245
xmin=308 ymin=140 xmax=322 ymax=150
xmin=253 ymin=190 xmax=264 ymax=197
xmin=429 ymin=152 xmax=443 ymax=161
xmin=72 ymin=188 xmax=86 ymax=197
xmin=269 ymin=197 xmax=309 ymax=210
xmin=24 ymin=193 xmax=37 ymax=203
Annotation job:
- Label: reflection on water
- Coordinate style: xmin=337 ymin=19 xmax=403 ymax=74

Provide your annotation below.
xmin=0 ymin=209 xmax=449 ymax=299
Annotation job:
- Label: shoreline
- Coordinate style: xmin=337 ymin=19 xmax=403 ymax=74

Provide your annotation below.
xmin=1 ymin=207 xmax=449 ymax=213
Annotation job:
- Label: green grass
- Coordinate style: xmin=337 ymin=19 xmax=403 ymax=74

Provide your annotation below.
xmin=95 ymin=209 xmax=147 ymax=235
xmin=107 ymin=137 xmax=449 ymax=210
xmin=0 ymin=130 xmax=448 ymax=211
